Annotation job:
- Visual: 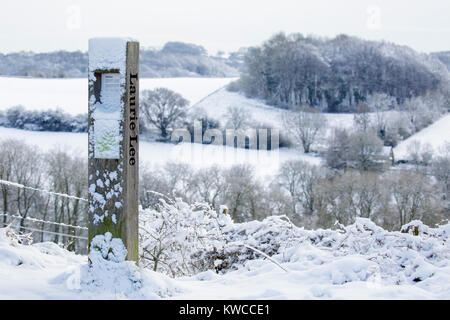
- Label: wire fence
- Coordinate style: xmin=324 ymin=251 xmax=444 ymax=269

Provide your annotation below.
xmin=0 ymin=179 xmax=88 ymax=202
xmin=0 ymin=179 xmax=89 ymax=245
xmin=4 ymin=224 xmax=88 ymax=241
xmin=0 ymin=213 xmax=88 ymax=230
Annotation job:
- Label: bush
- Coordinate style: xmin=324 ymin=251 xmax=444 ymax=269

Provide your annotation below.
xmin=226 ymin=80 xmax=241 ymax=92
xmin=139 ymin=199 xmax=228 ymax=277
xmin=1 ymin=105 xmax=87 ymax=132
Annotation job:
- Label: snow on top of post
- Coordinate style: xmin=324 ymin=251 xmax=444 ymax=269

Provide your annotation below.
xmin=88 ymin=37 xmax=135 ymax=77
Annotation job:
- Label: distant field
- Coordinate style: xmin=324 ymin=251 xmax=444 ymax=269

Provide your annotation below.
xmin=0 ymin=77 xmax=236 ymax=115
xmin=0 ymin=127 xmax=322 ymax=177
xmin=394 ymin=113 xmax=450 ymax=160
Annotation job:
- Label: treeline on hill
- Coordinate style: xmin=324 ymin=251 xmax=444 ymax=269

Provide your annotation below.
xmin=233 ymin=33 xmax=450 ymax=112
xmin=432 ymin=51 xmax=450 ymax=72
xmin=0 ymin=42 xmax=242 ymax=78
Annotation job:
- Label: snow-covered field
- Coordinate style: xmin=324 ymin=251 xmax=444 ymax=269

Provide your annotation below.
xmin=1 ymin=218 xmax=450 ymax=300
xmin=194 ymin=88 xmax=357 ymax=135
xmin=1 ymin=76 xmax=448 ymax=171
xmin=394 ymin=113 xmax=450 ymax=161
xmin=0 ymin=77 xmax=235 ymax=115
xmin=0 ymin=127 xmax=321 ymax=177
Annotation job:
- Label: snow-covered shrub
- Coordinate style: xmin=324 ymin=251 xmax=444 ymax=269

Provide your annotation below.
xmin=275 ymin=218 xmax=450 ymax=285
xmin=199 ymin=215 xmax=303 ymax=273
xmin=139 ymin=198 xmax=228 ymax=277
xmin=283 ymin=218 xmax=450 ymax=285
xmin=81 ymin=232 xmax=143 ymax=294
xmin=0 ymin=225 xmax=33 ymax=246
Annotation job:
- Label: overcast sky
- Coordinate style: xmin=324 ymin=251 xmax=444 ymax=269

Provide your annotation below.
xmin=0 ymin=0 xmax=449 ymax=54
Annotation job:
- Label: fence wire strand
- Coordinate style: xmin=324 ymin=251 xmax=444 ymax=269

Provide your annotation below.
xmin=0 ymin=179 xmax=88 ymax=202
xmin=4 ymin=224 xmax=88 ymax=240
xmin=0 ymin=213 xmax=88 ymax=230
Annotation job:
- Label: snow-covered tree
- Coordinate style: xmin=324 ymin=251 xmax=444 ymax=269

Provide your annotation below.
xmin=283 ymin=106 xmax=326 ymax=153
xmin=141 ymin=88 xmax=189 ymax=139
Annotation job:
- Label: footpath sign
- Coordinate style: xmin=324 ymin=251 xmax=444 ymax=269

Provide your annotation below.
xmin=88 ymin=38 xmax=139 ymax=262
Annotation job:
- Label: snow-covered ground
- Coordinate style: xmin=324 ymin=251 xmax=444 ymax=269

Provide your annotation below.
xmin=1 ymin=218 xmax=449 ymax=300
xmin=0 ymin=77 xmax=236 ymax=115
xmin=194 ymin=88 xmax=357 ymax=135
xmin=0 ymin=127 xmax=321 ymax=177
xmin=394 ymin=113 xmax=450 ymax=161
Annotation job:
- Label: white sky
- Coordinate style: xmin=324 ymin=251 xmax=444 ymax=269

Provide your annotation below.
xmin=0 ymin=0 xmax=449 ymax=54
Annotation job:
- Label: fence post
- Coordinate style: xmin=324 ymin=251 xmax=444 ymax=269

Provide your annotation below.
xmin=88 ymin=38 xmax=139 ymax=262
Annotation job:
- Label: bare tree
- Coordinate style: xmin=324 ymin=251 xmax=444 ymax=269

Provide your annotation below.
xmin=139 ymin=165 xmax=172 ymax=209
xmin=432 ymin=143 xmax=450 ymax=197
xmin=348 ymin=130 xmax=385 ymax=171
xmin=353 ymin=102 xmax=371 ymax=132
xmin=0 ymin=140 xmax=15 ymax=226
xmin=141 ymin=88 xmax=189 ymax=139
xmin=367 ymin=93 xmax=396 ymax=139
xmin=283 ymin=106 xmax=326 ymax=153
xmin=387 ymin=171 xmax=438 ymax=228
xmin=221 ymin=164 xmax=264 ymax=222
xmin=225 ymin=106 xmax=253 ymax=130
xmin=190 ymin=165 xmax=226 ymax=209
xmin=277 ymin=160 xmax=324 ymax=219
xmin=45 ymin=148 xmax=88 ymax=248
xmin=314 ymin=170 xmax=387 ymax=228
xmin=326 ymin=128 xmax=352 ymax=169
xmin=9 ymin=142 xmax=43 ymax=232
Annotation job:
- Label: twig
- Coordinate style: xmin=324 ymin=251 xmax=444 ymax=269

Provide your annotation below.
xmin=242 ymin=244 xmax=289 ymax=273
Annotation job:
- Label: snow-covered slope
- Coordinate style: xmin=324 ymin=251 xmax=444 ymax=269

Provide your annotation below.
xmin=1 ymin=217 xmax=450 ymax=300
xmin=193 ymin=88 xmax=369 ymax=139
xmin=394 ymin=113 xmax=450 ymax=160
xmin=0 ymin=77 xmax=236 ymax=115
xmin=0 ymin=127 xmax=321 ymax=177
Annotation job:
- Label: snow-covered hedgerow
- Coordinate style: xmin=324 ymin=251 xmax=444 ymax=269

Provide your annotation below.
xmin=222 ymin=218 xmax=450 ymax=285
xmin=139 ymin=198 xmax=302 ymax=276
xmin=140 ymin=198 xmax=450 ymax=287
xmin=297 ymin=219 xmax=450 ymax=285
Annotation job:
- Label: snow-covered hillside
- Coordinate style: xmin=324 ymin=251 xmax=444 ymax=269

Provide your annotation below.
xmin=394 ymin=113 xmax=450 ymax=161
xmin=194 ymin=88 xmax=357 ymax=134
xmin=1 ymin=217 xmax=450 ymax=299
xmin=0 ymin=77 xmax=236 ymax=115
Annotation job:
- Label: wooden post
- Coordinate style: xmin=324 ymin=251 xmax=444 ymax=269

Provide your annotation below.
xmin=88 ymin=38 xmax=139 ymax=262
